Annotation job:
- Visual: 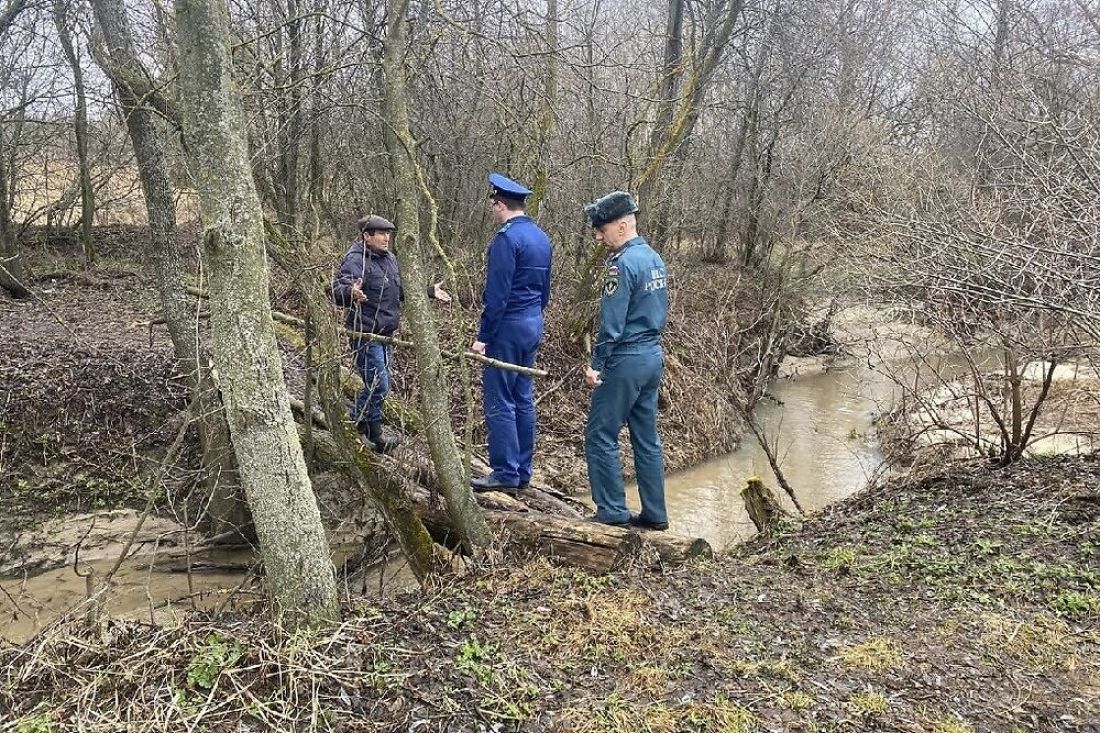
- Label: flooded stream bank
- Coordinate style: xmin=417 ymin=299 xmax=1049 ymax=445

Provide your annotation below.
xmin=6 ymin=312 xmax=1096 ymax=644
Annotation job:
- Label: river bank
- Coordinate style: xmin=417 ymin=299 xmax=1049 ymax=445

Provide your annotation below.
xmin=3 ymin=454 xmax=1098 ymax=731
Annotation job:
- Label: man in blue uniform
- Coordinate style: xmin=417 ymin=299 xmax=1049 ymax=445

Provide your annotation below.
xmin=582 ymin=191 xmax=670 ymax=531
xmin=471 ymin=173 xmax=553 ymax=494
xmin=332 ymin=215 xmax=450 ymax=453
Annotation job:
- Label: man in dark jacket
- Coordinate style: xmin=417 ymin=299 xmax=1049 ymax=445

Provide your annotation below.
xmin=470 ymin=173 xmax=553 ymax=493
xmin=332 ymin=214 xmax=447 ymax=452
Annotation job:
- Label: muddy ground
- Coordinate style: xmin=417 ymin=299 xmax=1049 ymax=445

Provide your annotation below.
xmin=2 ymin=455 xmax=1098 ymax=731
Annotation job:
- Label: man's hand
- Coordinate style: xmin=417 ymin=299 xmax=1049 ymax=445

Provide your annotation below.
xmin=585 ymin=367 xmax=602 ymax=388
xmin=430 ymin=281 xmax=452 ymax=303
xmin=350 ymin=278 xmax=367 ymax=303
xmin=472 ymin=340 xmax=487 ymax=355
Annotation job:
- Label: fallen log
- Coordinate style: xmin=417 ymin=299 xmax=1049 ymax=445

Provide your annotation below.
xmin=287 ymin=413 xmax=712 ymax=572
xmin=403 ymin=480 xmax=712 ymax=572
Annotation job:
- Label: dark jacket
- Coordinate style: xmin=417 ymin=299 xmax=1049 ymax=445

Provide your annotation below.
xmin=332 ymin=242 xmax=403 ymax=336
xmin=477 ymin=215 xmax=553 ymax=344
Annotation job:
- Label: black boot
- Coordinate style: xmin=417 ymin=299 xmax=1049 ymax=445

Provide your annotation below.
xmin=470 ymin=474 xmax=519 ymax=495
xmin=367 ymin=421 xmax=401 ymax=453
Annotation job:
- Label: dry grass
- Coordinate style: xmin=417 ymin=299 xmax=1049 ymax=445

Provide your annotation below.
xmin=837 ymin=637 xmax=903 ymax=670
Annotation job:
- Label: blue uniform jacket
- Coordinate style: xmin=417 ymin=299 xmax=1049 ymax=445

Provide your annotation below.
xmin=591 ymin=236 xmax=668 ymax=372
xmin=477 ymin=215 xmax=552 ymax=344
xmin=331 ymin=243 xmax=403 ymax=336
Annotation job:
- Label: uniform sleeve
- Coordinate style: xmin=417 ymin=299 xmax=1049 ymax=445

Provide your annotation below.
xmin=591 ymin=260 xmax=633 ymax=371
xmin=331 ymin=251 xmax=358 ymax=306
xmin=477 ymin=233 xmax=517 ymax=343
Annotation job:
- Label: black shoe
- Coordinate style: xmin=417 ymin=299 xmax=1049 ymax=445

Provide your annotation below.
xmin=629 ymin=514 xmax=669 ymax=531
xmin=471 ymin=474 xmax=519 ymax=495
xmin=367 ymin=421 xmax=401 ymax=453
xmin=588 ymin=513 xmax=629 ymax=528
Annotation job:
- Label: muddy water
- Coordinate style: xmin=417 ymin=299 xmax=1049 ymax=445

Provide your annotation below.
xmin=1 ymin=551 xmax=257 ymax=644
xmin=0 ymin=352 xmax=937 ymax=643
xmin=1 ymin=547 xmax=417 ymax=644
xmin=640 ymin=360 xmax=901 ymax=550
xmin=652 ymin=346 xmax=1098 ymax=549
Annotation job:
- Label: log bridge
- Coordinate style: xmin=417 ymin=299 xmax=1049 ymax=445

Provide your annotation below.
xmin=381 ymin=450 xmax=713 ymax=573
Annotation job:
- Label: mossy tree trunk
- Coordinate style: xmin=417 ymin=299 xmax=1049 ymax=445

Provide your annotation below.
xmin=91 ymin=0 xmax=248 ymax=539
xmin=173 ymin=0 xmax=338 ymax=626
xmin=382 ymin=0 xmax=491 ymax=553
xmin=635 ymin=0 xmax=744 ymax=232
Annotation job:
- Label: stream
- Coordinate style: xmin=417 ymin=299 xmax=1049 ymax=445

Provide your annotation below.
xmin=655 ymin=356 xmax=902 ymax=550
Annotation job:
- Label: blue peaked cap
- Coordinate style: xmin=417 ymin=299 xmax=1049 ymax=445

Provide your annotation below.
xmin=488 ymin=172 xmax=532 ymax=199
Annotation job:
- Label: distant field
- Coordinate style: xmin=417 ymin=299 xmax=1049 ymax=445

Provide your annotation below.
xmin=10 ymin=158 xmax=201 ymax=227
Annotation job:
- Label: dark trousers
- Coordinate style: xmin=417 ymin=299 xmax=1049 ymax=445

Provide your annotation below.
xmin=483 ymin=316 xmax=543 ymax=485
xmin=585 ymin=348 xmax=667 ymax=524
xmin=351 ymin=340 xmax=391 ymax=425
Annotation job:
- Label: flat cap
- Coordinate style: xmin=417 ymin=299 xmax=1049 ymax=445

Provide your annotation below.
xmin=358 ymin=214 xmax=395 ymax=232
xmin=488 ymin=172 xmax=532 ymax=199
xmin=584 ymin=191 xmax=639 ymax=228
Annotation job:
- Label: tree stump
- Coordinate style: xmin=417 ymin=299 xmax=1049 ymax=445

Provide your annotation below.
xmin=742 ymin=477 xmax=786 ymax=534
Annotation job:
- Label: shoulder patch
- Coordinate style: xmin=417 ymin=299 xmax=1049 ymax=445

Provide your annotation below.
xmin=603 ymin=278 xmax=619 ymax=296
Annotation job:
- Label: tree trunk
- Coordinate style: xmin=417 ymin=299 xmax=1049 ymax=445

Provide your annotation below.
xmin=636 ymin=0 xmax=743 ymax=213
xmin=1004 ymin=345 xmax=1023 ymax=455
xmin=90 ymin=0 xmax=248 ymax=538
xmin=381 ymin=0 xmax=491 ymax=553
xmin=52 ymin=0 xmax=95 ymax=268
xmin=173 ymin=0 xmax=337 ymax=626
xmin=0 ymin=121 xmax=30 ymax=299
xmin=523 ymin=0 xmax=558 ymax=219
xmin=742 ymin=477 xmax=786 ymax=535
xmin=274 ymin=0 xmax=304 ymax=231
xmin=636 ymin=0 xmax=685 ymax=217
xmin=306 ymin=4 xmax=325 ymax=206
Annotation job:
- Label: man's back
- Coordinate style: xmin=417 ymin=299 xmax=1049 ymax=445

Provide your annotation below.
xmin=499 ymin=216 xmax=552 ymax=316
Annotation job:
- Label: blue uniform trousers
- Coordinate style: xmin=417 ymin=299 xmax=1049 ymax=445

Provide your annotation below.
xmin=351 ymin=341 xmax=392 ymax=425
xmin=585 ymin=348 xmax=667 ymax=525
xmin=483 ymin=316 xmax=542 ymax=486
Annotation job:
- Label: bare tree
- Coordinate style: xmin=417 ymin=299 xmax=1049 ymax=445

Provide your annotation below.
xmin=382 ymin=0 xmax=491 ymax=552
xmin=0 ymin=0 xmax=30 ymax=299
xmin=90 ymin=0 xmax=248 ymax=537
xmin=51 ymin=0 xmax=95 ymax=267
xmin=174 ymin=0 xmax=337 ymax=625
